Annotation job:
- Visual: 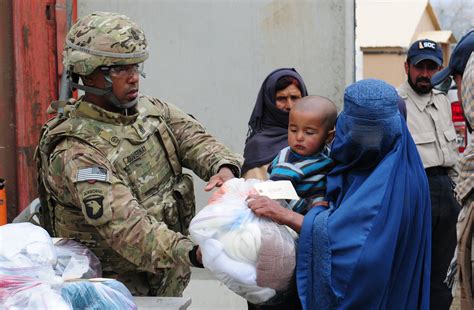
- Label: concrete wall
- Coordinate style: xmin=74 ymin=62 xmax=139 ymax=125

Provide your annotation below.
xmin=78 ymin=0 xmax=355 ymax=211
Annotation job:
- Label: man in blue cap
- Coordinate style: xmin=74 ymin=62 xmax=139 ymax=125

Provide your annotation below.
xmin=432 ymin=29 xmax=473 ymax=310
xmin=398 ymin=39 xmax=460 ymax=310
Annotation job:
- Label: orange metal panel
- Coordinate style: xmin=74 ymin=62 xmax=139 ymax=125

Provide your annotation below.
xmin=12 ymin=0 xmax=60 ymax=213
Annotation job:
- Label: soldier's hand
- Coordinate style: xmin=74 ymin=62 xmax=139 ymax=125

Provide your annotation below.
xmin=204 ymin=166 xmax=235 ymax=191
xmin=196 ymin=246 xmax=203 ymax=265
xmin=189 ymin=245 xmax=204 ymax=268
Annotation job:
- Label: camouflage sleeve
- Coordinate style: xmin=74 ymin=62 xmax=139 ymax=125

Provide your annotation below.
xmin=47 ymin=138 xmax=195 ymax=272
xmin=152 ymin=98 xmax=242 ymax=180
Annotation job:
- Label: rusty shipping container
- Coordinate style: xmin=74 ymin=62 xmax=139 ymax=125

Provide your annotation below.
xmin=0 ymin=0 xmax=76 ymax=221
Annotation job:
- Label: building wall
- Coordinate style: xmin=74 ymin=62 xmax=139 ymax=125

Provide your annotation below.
xmin=361 ymin=7 xmax=445 ymax=89
xmin=412 ymin=9 xmax=437 ymax=42
xmin=78 ymin=0 xmax=355 ymax=210
xmin=362 ymin=49 xmax=406 ymax=88
xmin=412 ymin=10 xmax=452 ymax=65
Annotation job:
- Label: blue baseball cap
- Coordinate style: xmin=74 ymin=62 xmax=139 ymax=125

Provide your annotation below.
xmin=407 ymin=39 xmax=443 ymax=66
xmin=431 ymin=29 xmax=474 ymax=86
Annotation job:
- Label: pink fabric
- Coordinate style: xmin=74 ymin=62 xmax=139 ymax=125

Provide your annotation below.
xmin=256 ymin=224 xmax=295 ymax=291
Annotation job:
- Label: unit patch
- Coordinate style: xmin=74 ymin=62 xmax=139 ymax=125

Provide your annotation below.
xmin=83 ymin=195 xmax=104 ymax=219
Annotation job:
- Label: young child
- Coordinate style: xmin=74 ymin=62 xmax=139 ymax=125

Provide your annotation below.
xmin=268 ymin=95 xmax=337 ymax=215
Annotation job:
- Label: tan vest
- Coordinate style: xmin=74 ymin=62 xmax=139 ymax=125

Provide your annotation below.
xmin=36 ymin=98 xmax=195 ymax=273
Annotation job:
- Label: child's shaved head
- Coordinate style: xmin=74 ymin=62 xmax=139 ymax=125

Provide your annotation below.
xmin=292 ymin=95 xmax=338 ymax=130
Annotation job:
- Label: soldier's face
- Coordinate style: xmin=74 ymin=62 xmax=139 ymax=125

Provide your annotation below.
xmin=109 ymin=66 xmax=140 ymax=104
xmin=405 ymin=59 xmax=441 ymax=94
xmin=87 ymin=66 xmax=140 ymax=106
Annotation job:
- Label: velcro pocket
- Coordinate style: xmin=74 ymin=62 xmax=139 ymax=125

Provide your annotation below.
xmin=172 ymin=173 xmax=195 ymax=235
xmin=411 ymin=132 xmax=436 ymax=145
xmin=443 ymin=128 xmax=457 ymax=142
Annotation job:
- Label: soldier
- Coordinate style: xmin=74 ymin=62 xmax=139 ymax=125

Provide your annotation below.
xmin=431 ymin=29 xmax=473 ymax=310
xmin=398 ymin=39 xmax=460 ymax=310
xmin=36 ymin=11 xmax=241 ymax=297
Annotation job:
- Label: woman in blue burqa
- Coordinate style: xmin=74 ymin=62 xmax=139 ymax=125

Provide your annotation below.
xmin=248 ymin=79 xmax=431 ymax=309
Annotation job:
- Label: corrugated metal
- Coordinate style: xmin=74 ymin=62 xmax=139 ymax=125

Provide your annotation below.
xmin=11 ymin=0 xmax=71 ymax=214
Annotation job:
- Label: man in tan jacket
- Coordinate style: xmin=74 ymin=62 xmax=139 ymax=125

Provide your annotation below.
xmin=398 ymin=39 xmax=460 ymax=310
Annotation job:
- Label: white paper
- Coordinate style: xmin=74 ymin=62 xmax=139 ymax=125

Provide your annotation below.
xmin=253 ymin=181 xmax=299 ymax=200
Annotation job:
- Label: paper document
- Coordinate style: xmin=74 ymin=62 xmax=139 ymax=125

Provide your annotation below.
xmin=253 ymin=180 xmax=299 ymax=200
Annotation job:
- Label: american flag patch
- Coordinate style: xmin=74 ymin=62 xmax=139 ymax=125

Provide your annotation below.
xmin=76 ymin=167 xmax=108 ymax=182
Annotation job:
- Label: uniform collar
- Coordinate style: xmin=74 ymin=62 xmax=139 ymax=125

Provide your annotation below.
xmin=75 ymin=97 xmax=138 ymax=125
xmin=400 ymin=81 xmax=436 ymax=112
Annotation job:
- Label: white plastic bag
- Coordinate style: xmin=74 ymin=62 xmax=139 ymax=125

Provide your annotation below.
xmin=54 ymin=238 xmax=102 ymax=280
xmin=189 ymin=178 xmax=296 ymax=304
xmin=0 ymin=275 xmax=70 ymax=310
xmin=0 ymin=223 xmax=135 ymax=309
xmin=60 ymin=279 xmax=136 ymax=310
xmin=0 ymin=223 xmax=56 ymax=268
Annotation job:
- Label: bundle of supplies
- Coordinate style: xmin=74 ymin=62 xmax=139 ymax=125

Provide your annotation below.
xmin=189 ymin=178 xmax=296 ymax=304
xmin=0 ymin=222 xmax=135 ymax=309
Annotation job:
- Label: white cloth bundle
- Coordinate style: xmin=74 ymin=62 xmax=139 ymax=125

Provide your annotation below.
xmin=190 ymin=178 xmax=296 ymax=304
xmin=0 ymin=223 xmax=134 ymax=309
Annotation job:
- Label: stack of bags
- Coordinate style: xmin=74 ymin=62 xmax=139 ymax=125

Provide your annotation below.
xmin=0 ymin=222 xmax=135 ymax=309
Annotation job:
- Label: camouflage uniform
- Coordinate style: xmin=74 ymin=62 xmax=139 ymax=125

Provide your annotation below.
xmin=449 ymin=52 xmax=474 ymax=310
xmin=36 ymin=12 xmax=241 ymax=296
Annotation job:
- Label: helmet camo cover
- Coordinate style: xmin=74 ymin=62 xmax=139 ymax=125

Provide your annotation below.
xmin=64 ymin=11 xmax=149 ymax=76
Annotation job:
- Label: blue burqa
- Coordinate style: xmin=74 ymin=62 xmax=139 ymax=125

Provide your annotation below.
xmin=297 ymin=79 xmax=431 ymax=309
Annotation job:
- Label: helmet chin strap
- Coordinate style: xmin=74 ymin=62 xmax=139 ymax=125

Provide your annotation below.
xmin=102 ymin=74 xmax=138 ymax=110
xmin=69 ymin=72 xmax=138 ymax=112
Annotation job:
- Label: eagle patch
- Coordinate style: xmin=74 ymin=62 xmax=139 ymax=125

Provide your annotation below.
xmin=83 ymin=195 xmax=104 ymax=219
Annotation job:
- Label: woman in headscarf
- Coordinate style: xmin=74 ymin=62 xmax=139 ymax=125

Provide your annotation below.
xmin=248 ymin=79 xmax=432 ymax=309
xmin=242 ymin=68 xmax=308 ymax=180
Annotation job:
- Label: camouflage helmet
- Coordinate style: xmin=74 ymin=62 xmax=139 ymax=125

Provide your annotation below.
xmin=63 ymin=11 xmax=149 ymax=76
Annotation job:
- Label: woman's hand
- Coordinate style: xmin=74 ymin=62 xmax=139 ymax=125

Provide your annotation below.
xmin=247 ymin=193 xmax=287 ymax=224
xmin=247 ymin=193 xmax=304 ymax=233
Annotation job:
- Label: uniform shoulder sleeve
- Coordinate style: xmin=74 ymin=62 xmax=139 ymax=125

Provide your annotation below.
xmin=154 ymin=99 xmax=242 ymax=180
